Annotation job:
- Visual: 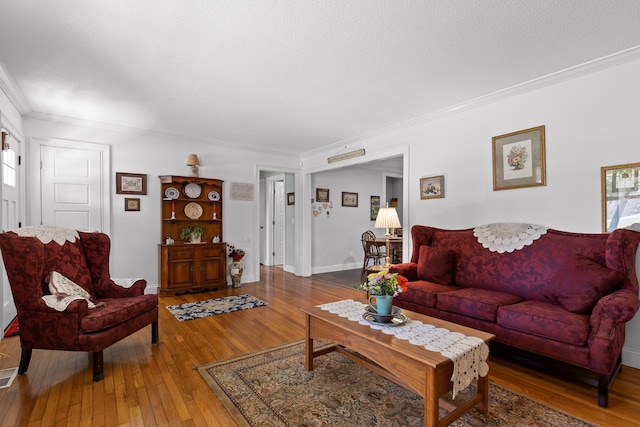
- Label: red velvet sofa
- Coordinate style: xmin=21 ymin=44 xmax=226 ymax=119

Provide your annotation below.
xmin=0 ymin=226 xmax=158 ymax=381
xmin=389 ymin=224 xmax=640 ymax=407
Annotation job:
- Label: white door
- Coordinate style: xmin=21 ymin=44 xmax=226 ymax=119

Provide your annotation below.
xmin=40 ymin=145 xmax=103 ymax=231
xmin=1 ymin=136 xmax=20 ymax=330
xmin=274 ymin=181 xmax=285 ymax=265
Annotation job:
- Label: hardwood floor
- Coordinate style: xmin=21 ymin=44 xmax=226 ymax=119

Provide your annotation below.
xmin=0 ymin=266 xmax=638 ymax=426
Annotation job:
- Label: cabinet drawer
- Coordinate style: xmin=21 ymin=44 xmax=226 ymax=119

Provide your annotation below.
xmin=168 ymin=246 xmax=194 ymax=260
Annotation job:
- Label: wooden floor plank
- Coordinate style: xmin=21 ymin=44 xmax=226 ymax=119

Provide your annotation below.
xmin=1 ymin=266 xmax=639 ymax=426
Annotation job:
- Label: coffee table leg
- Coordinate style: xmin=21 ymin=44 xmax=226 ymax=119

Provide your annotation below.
xmin=424 ymin=368 xmax=438 ymax=427
xmin=305 ymin=313 xmax=314 ymax=371
xmin=477 ymin=374 xmax=489 ymax=414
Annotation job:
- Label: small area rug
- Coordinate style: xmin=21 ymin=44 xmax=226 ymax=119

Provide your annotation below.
xmin=166 ymin=294 xmax=267 ymax=321
xmin=196 ymin=339 xmax=596 ymax=427
xmin=3 ymin=317 xmax=19 ymax=338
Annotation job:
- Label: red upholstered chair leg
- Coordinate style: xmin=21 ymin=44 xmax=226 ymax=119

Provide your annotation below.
xmin=18 ymin=348 xmax=32 ymax=375
xmin=152 ymin=321 xmax=159 ymax=343
xmin=92 ymin=351 xmax=104 ymax=382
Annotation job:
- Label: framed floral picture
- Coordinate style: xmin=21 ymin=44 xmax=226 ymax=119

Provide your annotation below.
xmin=492 ymin=125 xmax=546 ymax=191
xmin=420 ymin=175 xmax=444 ymax=199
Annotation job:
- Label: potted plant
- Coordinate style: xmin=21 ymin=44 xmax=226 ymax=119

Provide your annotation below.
xmin=180 ymin=225 xmax=206 ymax=243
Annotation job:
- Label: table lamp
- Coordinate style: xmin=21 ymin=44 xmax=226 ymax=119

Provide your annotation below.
xmin=186 ymin=154 xmax=200 ymax=177
xmin=375 ymin=203 xmax=401 ymax=267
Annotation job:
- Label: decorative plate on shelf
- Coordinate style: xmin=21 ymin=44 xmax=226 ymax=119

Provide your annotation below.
xmin=208 ymin=190 xmax=220 ymax=201
xmin=184 ymin=202 xmax=203 ymax=219
xmin=164 ymin=187 xmax=180 ymax=200
xmin=184 ymin=183 xmax=202 ymax=198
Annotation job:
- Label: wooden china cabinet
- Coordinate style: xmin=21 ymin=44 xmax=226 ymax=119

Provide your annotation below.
xmin=158 ymin=175 xmax=227 ymax=296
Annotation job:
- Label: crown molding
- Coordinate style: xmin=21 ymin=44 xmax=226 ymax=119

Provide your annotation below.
xmin=308 ymin=45 xmax=640 ymax=156
xmin=0 ymin=58 xmax=31 ymax=114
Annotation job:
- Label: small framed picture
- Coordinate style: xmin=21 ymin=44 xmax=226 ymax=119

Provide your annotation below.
xmin=420 ymin=175 xmax=444 ymax=199
xmin=601 ymin=162 xmax=640 ymax=232
xmin=124 ymin=198 xmax=140 ymax=211
xmin=287 ymin=192 xmax=295 ymax=205
xmin=492 ymin=125 xmax=546 ymax=191
xmin=342 ymin=192 xmax=358 ymax=207
xmin=316 ymin=188 xmax=330 ymax=203
xmin=370 ymin=195 xmax=380 ymax=220
xmin=116 ymin=172 xmax=147 ymax=195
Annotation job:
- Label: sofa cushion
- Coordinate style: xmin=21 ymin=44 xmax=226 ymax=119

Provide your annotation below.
xmin=417 ymin=245 xmax=456 ymax=285
xmin=394 ymin=280 xmax=460 ymax=308
xmin=436 ymin=288 xmax=522 ymax=322
xmin=498 ymin=300 xmax=590 ymax=346
xmin=80 ymin=294 xmax=158 ymax=333
xmin=544 ymin=256 xmax=624 ymax=313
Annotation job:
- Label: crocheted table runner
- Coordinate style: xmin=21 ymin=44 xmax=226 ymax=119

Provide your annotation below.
xmin=473 ymin=223 xmax=547 ymax=253
xmin=317 ymin=299 xmax=489 ymax=398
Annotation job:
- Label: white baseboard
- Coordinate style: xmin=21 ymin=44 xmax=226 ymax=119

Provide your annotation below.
xmin=311 ymin=263 xmax=360 ymax=275
xmin=622 ymin=346 xmax=640 ymax=369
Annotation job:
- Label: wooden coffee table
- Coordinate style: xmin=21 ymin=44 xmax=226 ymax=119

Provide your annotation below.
xmin=301 ymin=304 xmax=495 ymax=427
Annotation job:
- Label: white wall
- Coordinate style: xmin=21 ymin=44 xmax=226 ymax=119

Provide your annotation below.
xmin=23 ymin=117 xmax=297 ymax=290
xmin=302 ymin=57 xmax=640 ymax=367
xmin=311 ymin=166 xmax=392 ymax=273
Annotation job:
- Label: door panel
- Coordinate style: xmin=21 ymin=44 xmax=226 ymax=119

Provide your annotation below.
xmin=41 ymin=145 xmax=102 ymax=231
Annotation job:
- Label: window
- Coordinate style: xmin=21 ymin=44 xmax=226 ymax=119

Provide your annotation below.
xmin=3 ymin=147 xmax=16 ymax=187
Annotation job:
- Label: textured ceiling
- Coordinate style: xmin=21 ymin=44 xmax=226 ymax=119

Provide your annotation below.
xmin=1 ymin=1 xmax=639 ymax=155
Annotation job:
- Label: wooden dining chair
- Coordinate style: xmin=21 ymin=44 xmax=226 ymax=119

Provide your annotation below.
xmin=360 ymin=230 xmax=386 ymax=280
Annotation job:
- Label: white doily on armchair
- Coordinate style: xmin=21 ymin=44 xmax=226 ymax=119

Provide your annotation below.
xmin=473 ymin=223 xmax=547 ymax=253
xmin=13 ymin=225 xmax=79 ymax=245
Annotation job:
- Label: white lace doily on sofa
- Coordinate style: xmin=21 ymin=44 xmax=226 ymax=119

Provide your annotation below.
xmin=473 ymin=223 xmax=547 ymax=253
xmin=13 ymin=225 xmax=79 ymax=245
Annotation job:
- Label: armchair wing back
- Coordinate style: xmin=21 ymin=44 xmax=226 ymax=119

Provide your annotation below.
xmin=0 ymin=225 xmax=158 ymax=382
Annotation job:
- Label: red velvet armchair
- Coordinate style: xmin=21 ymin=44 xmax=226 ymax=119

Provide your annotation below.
xmin=0 ymin=226 xmax=158 ymax=381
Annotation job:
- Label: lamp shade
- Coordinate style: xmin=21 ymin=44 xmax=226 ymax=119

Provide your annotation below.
xmin=374 ymin=207 xmax=401 ymax=230
xmin=186 ymin=154 xmax=200 ymax=166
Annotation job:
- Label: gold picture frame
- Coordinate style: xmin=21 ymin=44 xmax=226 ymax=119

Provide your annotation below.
xmin=492 ymin=126 xmax=546 ymax=191
xmin=420 ymin=175 xmax=444 ymax=199
xmin=601 ymin=162 xmax=640 ymax=232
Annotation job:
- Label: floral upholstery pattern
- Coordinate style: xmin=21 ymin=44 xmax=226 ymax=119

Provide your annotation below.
xmin=0 ymin=226 xmax=159 ymax=381
xmin=389 ymin=224 xmax=640 ymax=407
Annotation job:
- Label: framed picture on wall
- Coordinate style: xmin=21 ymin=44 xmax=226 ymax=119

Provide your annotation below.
xmin=420 ymin=175 xmax=444 ymax=199
xmin=492 ymin=125 xmax=546 ymax=191
xmin=342 ymin=192 xmax=358 ymax=207
xmin=287 ymin=192 xmax=295 ymax=205
xmin=116 ymin=172 xmax=147 ymax=195
xmin=601 ymin=162 xmax=640 ymax=232
xmin=370 ymin=195 xmax=380 ymax=220
xmin=316 ymin=188 xmax=330 ymax=203
xmin=124 ymin=198 xmax=140 ymax=211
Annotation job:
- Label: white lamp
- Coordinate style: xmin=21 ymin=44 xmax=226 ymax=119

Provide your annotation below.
xmin=186 ymin=154 xmax=200 ymax=177
xmin=374 ymin=203 xmax=401 ymax=267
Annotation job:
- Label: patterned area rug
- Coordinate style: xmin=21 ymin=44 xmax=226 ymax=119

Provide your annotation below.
xmin=166 ymin=294 xmax=267 ymax=321
xmin=197 ymin=339 xmax=597 ymax=427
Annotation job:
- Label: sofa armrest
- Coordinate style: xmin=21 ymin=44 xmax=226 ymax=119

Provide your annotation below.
xmin=389 ymin=262 xmax=418 ymax=281
xmin=94 ymin=279 xmax=146 ymax=299
xmin=590 ymin=289 xmax=640 ymax=338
